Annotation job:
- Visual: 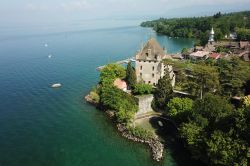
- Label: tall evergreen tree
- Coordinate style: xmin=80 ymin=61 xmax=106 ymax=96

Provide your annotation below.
xmin=154 ymin=72 xmax=173 ymax=109
xmin=126 ymin=61 xmax=137 ymax=89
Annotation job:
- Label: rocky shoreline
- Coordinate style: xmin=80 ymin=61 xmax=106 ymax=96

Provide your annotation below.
xmin=85 ymin=94 xmax=164 ymax=162
xmin=85 ymin=94 xmax=99 ymax=106
xmin=117 ymin=123 xmax=164 ymax=161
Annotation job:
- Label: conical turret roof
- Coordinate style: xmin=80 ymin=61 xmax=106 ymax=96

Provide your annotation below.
xmin=137 ymin=38 xmax=166 ymax=60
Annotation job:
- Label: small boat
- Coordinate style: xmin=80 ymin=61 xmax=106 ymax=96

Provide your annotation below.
xmin=48 ymin=54 xmax=52 ymax=58
xmin=51 ymin=83 xmax=62 ymax=88
xmin=44 ymin=43 xmax=48 ymax=47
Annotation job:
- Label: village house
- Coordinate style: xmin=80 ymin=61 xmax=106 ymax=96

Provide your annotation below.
xmin=114 ymin=78 xmax=127 ymax=92
xmin=208 ymin=52 xmax=221 ymax=60
xmin=135 ymin=38 xmax=175 ymax=87
xmin=189 ymin=51 xmax=210 ymax=60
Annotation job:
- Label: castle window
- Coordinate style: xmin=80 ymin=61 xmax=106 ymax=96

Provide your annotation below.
xmin=152 ymin=74 xmax=155 ymax=77
xmin=148 ymin=49 xmax=151 ymax=55
xmin=146 ymin=53 xmax=148 ymax=57
xmin=152 ymin=66 xmax=155 ymax=71
xmin=140 ymin=73 xmax=142 ymax=76
xmin=155 ymin=55 xmax=157 ymax=59
xmin=148 ymin=81 xmax=151 ymax=84
xmin=140 ymin=66 xmax=142 ymax=70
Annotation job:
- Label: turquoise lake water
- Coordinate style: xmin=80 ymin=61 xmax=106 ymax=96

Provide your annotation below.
xmin=0 ymin=22 xmax=195 ymax=166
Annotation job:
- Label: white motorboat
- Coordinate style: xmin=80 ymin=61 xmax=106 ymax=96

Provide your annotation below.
xmin=51 ymin=83 xmax=62 ymax=88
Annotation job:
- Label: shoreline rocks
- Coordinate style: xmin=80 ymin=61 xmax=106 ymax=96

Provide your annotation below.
xmin=85 ymin=94 xmax=99 ymax=106
xmin=85 ymin=93 xmax=164 ymax=162
xmin=117 ymin=124 xmax=164 ymax=162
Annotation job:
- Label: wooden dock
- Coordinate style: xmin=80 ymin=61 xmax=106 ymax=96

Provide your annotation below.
xmin=96 ymin=57 xmax=135 ymax=71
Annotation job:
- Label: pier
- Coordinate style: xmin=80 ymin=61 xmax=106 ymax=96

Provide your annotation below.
xmin=96 ymin=57 xmax=135 ymax=71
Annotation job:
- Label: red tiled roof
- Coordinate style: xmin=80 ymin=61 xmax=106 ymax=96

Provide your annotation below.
xmin=209 ymin=53 xmax=220 ymax=59
xmin=114 ymin=78 xmax=127 ymax=90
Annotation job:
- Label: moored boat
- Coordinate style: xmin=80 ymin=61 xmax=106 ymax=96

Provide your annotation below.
xmin=51 ymin=83 xmax=62 ymax=88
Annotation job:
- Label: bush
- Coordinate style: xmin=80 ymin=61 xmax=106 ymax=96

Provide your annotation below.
xmin=167 ymin=97 xmax=193 ymax=124
xmin=101 ymin=86 xmax=138 ymax=112
xmin=100 ymin=64 xmax=126 ymax=85
xmin=127 ymin=126 xmax=154 ymax=140
xmin=89 ymin=91 xmax=100 ymax=103
xmin=116 ymin=108 xmax=135 ymax=123
xmin=133 ymin=83 xmax=153 ymax=95
xmin=167 ymin=97 xmax=193 ymax=117
xmin=242 ymin=95 xmax=250 ymax=107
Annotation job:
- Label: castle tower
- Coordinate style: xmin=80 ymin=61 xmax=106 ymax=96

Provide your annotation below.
xmin=135 ymin=38 xmax=175 ymax=86
xmin=208 ymin=27 xmax=215 ymax=44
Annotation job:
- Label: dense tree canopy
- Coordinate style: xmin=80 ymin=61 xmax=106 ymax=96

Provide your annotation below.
xmin=167 ymin=97 xmax=193 ymax=123
xmin=176 ymin=93 xmax=250 ymax=165
xmin=99 ymin=64 xmax=138 ymax=124
xmin=215 ymin=57 xmax=250 ymax=96
xmin=187 ymin=64 xmax=220 ymax=99
xmin=141 ymin=11 xmax=250 ymax=45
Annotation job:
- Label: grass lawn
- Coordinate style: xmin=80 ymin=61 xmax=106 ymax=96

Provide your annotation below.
xmin=134 ymin=118 xmax=156 ymax=133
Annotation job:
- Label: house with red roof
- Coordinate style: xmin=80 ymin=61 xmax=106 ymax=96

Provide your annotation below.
xmin=208 ymin=53 xmax=221 ymax=60
xmin=114 ymin=78 xmax=127 ymax=92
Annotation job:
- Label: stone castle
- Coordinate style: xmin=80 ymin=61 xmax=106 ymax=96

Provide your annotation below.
xmin=135 ymin=38 xmax=175 ymax=86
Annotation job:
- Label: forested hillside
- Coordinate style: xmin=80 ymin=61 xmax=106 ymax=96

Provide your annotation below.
xmin=141 ymin=11 xmax=250 ymax=45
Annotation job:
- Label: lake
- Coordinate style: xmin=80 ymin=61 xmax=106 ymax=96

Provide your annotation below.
xmin=0 ymin=20 xmax=195 ymax=166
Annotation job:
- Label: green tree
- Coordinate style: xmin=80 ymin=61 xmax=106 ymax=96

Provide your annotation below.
xmin=216 ymin=57 xmax=250 ymax=96
xmin=100 ymin=64 xmax=126 ymax=85
xmin=191 ymin=65 xmax=220 ymax=99
xmin=167 ymin=97 xmax=193 ymax=123
xmin=116 ymin=108 xmax=135 ymax=123
xmin=133 ymin=83 xmax=153 ymax=95
xmin=126 ymin=62 xmax=137 ymax=89
xmin=193 ymin=93 xmax=233 ymax=128
xmin=154 ymin=72 xmax=173 ymax=109
xmin=214 ymin=28 xmax=224 ymax=41
xmin=181 ymin=47 xmax=189 ymax=54
xmin=206 ymin=130 xmax=248 ymax=166
xmin=179 ymin=122 xmax=206 ymax=160
xmin=236 ymin=27 xmax=250 ymax=41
